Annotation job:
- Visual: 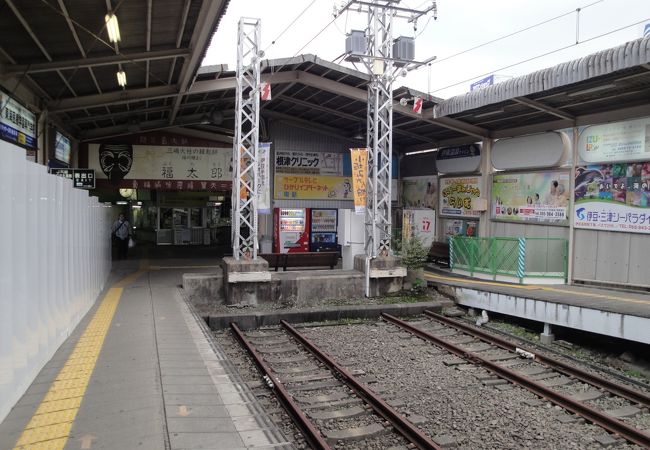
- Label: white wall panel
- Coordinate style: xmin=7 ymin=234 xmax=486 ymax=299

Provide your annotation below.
xmin=0 ymin=140 xmax=111 ymax=423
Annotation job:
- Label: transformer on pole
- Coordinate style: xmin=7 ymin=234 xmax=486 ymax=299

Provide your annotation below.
xmin=232 ymin=18 xmax=262 ymax=260
xmin=338 ymin=1 xmax=437 ymax=258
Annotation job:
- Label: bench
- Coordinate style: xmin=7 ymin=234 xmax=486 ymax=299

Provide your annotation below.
xmin=259 ymin=252 xmax=339 ymax=271
xmin=427 ymin=241 xmax=450 ymax=267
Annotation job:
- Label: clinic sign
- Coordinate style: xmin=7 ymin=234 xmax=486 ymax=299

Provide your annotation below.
xmin=275 ymin=150 xmax=343 ymax=176
xmin=578 ymin=117 xmax=650 ymax=163
xmin=492 ymin=170 xmax=570 ymax=225
xmin=439 ymin=176 xmax=482 ymax=218
xmin=0 ymin=90 xmax=37 ymax=149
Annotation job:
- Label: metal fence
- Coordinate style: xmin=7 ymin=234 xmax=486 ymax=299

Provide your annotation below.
xmin=0 ymin=141 xmax=112 ymax=423
xmin=449 ymin=236 xmax=568 ymax=283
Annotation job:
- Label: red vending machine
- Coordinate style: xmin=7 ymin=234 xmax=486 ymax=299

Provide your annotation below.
xmin=273 ymin=208 xmax=310 ymax=253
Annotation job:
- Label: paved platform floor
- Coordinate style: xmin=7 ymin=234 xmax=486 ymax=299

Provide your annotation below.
xmin=0 ymin=260 xmax=292 ymax=450
xmin=425 ymin=267 xmax=650 ymax=318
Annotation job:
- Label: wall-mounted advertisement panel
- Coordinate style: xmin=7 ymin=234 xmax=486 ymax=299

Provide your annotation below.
xmin=0 ymin=90 xmax=37 ymax=149
xmin=274 ymin=174 xmax=353 ymax=200
xmin=54 ymin=131 xmax=71 ymax=165
xmin=401 ymin=176 xmax=437 ymax=209
xmin=442 ymin=218 xmax=478 ymax=242
xmin=492 ymin=170 xmax=570 ymax=225
xmin=574 ymin=162 xmax=650 ymax=234
xmin=439 ymin=176 xmax=482 ymax=218
xmin=578 ymin=117 xmax=650 ymax=164
xmin=275 ymin=150 xmax=343 ymax=176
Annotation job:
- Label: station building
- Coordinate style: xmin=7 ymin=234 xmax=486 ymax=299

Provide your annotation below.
xmin=0 ymin=0 xmax=649 ymax=444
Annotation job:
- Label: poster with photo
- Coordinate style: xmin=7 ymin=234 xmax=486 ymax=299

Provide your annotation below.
xmin=401 ymin=176 xmax=438 ymax=209
xmin=442 ymin=219 xmax=479 ymax=242
xmin=574 ymin=162 xmax=650 ymax=234
xmin=491 ymin=171 xmax=570 ymax=225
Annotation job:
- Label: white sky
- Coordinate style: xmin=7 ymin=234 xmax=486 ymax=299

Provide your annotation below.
xmin=202 ymin=0 xmax=650 ymax=99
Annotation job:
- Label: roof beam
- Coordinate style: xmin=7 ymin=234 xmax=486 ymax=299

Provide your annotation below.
xmin=189 ymin=70 xmax=300 ymax=94
xmin=48 ymin=85 xmax=178 ymax=112
xmin=278 ymin=95 xmax=438 ymax=144
xmin=393 ymin=103 xmax=489 ymax=139
xmin=264 ymin=109 xmax=358 ymax=143
xmin=169 ymin=0 xmax=228 ymax=124
xmin=5 ymin=48 xmax=190 ymax=75
xmin=80 ymin=113 xmax=207 ymax=141
xmin=513 ymin=96 xmax=575 ymax=121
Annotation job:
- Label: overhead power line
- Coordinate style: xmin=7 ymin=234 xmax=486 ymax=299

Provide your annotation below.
xmin=263 ymin=0 xmax=318 ymax=53
xmin=429 ymin=17 xmax=650 ymax=94
xmin=431 ymin=0 xmax=605 ymax=66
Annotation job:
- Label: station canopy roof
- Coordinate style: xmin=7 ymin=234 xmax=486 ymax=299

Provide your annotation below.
xmin=1 ymin=1 xmax=648 ymax=155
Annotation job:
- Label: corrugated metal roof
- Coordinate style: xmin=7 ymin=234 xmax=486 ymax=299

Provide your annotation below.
xmin=434 ymin=36 xmax=650 ymax=118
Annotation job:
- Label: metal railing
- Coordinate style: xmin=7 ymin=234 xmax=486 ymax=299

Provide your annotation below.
xmin=449 ymin=236 xmax=568 ymax=283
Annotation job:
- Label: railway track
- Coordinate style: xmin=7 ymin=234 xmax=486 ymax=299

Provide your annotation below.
xmin=382 ymin=311 xmax=650 ymax=448
xmin=230 ymin=320 xmax=441 ymax=449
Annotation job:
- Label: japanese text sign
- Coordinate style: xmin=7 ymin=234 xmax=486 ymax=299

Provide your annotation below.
xmin=574 ymin=162 xmax=650 ymax=234
xmin=350 ymin=148 xmax=368 ymax=215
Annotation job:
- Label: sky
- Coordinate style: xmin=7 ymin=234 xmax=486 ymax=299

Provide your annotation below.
xmin=202 ymin=0 xmax=650 ymax=99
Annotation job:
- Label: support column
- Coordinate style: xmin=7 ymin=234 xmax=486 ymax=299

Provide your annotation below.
xmin=540 ymin=322 xmax=555 ymax=345
xmin=478 ymin=137 xmax=493 ymax=239
xmin=567 ymin=127 xmax=579 ymax=285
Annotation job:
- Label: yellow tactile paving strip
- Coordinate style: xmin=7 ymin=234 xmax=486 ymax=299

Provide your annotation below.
xmin=13 ymin=263 xmax=148 ymax=450
xmin=425 ymin=272 xmax=650 ymax=306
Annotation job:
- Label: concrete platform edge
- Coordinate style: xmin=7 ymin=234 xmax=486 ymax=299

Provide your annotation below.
xmin=207 ymin=301 xmax=447 ymax=330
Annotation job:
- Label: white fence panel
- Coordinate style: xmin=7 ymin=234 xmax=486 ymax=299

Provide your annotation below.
xmin=0 ymin=140 xmax=111 ymax=423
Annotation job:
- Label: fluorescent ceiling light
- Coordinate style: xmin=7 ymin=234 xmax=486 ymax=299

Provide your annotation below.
xmin=105 ymin=13 xmax=121 ymax=43
xmin=405 ymin=148 xmax=438 ymax=156
xmin=568 ymin=84 xmax=616 ymax=97
xmin=117 ymin=70 xmax=127 ymax=87
xmin=474 ymin=109 xmax=504 ymax=118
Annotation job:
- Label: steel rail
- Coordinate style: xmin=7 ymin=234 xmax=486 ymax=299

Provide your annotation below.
xmin=381 ymin=313 xmax=650 ymax=448
xmin=424 ymin=310 xmax=650 ymax=408
xmin=230 ymin=323 xmax=331 ymax=450
xmin=280 ymin=320 xmax=441 ymax=450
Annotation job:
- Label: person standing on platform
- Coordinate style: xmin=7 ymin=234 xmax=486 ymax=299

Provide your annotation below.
xmin=111 ymin=213 xmax=132 ymax=260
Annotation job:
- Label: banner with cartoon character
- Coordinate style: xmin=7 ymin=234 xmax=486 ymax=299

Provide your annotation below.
xmin=274 ymin=174 xmax=353 ymax=200
xmin=574 ymin=162 xmax=650 ymax=234
xmin=491 ymin=171 xmax=570 ymax=225
xmin=88 ymin=143 xmax=232 ymax=189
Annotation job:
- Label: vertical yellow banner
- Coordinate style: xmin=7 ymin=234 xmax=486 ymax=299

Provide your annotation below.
xmin=350 ymin=148 xmax=368 ymax=215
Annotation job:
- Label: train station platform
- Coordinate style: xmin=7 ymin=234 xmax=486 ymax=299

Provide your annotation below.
xmin=424 ymin=267 xmax=650 ymax=345
xmin=0 ymin=260 xmax=291 ymax=450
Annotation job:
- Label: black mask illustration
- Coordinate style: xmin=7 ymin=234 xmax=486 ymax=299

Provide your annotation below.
xmin=99 ymin=143 xmax=133 ymax=185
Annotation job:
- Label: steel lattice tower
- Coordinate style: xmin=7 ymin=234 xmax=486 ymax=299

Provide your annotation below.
xmin=365 ymin=5 xmax=394 ymax=257
xmin=337 ymin=1 xmax=436 ymax=258
xmin=232 ymin=18 xmax=261 ymax=260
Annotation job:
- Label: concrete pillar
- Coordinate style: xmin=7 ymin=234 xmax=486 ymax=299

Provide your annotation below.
xmin=221 ymin=257 xmax=271 ymax=305
xmin=354 ymin=254 xmax=405 ymax=297
xmin=540 ymin=322 xmax=555 ymax=345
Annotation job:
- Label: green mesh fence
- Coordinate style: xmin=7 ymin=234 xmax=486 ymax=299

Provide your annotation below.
xmin=450 ymin=236 xmax=567 ymax=283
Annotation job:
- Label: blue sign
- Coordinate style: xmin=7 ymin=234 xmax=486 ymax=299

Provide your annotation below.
xmin=470 ymin=75 xmax=494 ymax=92
xmin=644 ymin=23 xmax=650 ymax=39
